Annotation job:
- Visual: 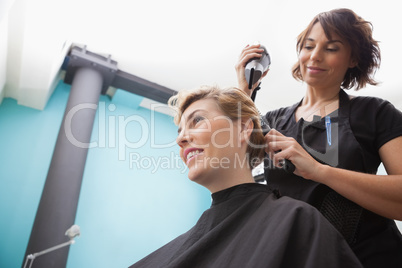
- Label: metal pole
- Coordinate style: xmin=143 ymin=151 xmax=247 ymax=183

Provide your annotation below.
xmin=23 ymin=67 xmax=103 ymax=268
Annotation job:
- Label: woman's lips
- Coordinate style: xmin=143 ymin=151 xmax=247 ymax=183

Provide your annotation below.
xmin=307 ymin=66 xmax=326 ymax=74
xmin=184 ymin=148 xmax=204 ymax=165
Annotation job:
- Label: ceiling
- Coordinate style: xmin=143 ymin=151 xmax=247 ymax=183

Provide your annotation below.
xmin=1 ymin=0 xmax=402 ymax=113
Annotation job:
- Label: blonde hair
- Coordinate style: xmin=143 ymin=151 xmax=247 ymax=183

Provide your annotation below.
xmin=168 ymin=85 xmax=265 ymax=168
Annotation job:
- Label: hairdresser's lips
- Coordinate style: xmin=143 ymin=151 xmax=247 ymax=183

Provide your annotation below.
xmin=307 ymin=66 xmax=326 ymax=74
xmin=183 ymin=147 xmax=204 ymax=165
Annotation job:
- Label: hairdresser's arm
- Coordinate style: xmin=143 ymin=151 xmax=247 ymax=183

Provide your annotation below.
xmin=267 ymin=130 xmax=402 ymax=220
xmin=235 ymin=44 xmax=269 ymax=96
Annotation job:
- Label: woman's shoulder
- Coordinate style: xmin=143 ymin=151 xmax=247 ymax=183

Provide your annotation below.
xmin=260 ymin=191 xmax=325 ymax=223
xmin=347 ymin=93 xmax=402 ymax=122
xmin=265 ymin=102 xmax=300 ymax=128
xmin=266 ymin=102 xmax=299 ymax=118
xmin=347 ymin=93 xmax=402 ymax=151
xmin=348 ymin=93 xmax=400 ymax=112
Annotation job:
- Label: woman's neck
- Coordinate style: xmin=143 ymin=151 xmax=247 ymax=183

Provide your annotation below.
xmin=206 ymin=168 xmax=256 ymax=194
xmin=296 ymin=86 xmax=340 ymax=121
xmin=303 ymin=86 xmax=340 ymax=106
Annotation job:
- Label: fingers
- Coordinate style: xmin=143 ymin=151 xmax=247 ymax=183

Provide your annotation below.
xmin=235 ymin=43 xmax=266 ymax=94
xmin=264 ymin=129 xmax=294 ymax=168
xmin=261 ymin=69 xmax=270 ymax=79
xmin=264 ymin=129 xmax=322 ymax=177
xmin=264 ymin=129 xmax=285 ymax=147
xmin=236 ymin=44 xmax=264 ymax=70
xmin=266 ymin=138 xmax=289 ymax=155
xmin=266 ymin=128 xmax=283 ymax=136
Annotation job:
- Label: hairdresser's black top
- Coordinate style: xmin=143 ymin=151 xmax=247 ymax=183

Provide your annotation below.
xmin=130 ymin=183 xmax=362 ymax=268
xmin=264 ymin=89 xmax=402 ymax=268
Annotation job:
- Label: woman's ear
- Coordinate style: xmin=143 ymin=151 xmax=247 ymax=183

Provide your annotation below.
xmin=240 ymin=118 xmax=254 ymax=144
xmin=349 ymin=57 xmax=358 ymax=68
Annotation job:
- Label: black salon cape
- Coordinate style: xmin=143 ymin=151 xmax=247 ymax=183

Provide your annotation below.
xmin=129 ymin=183 xmax=362 ymax=268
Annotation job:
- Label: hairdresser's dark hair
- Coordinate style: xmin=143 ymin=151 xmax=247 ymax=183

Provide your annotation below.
xmin=292 ymin=8 xmax=381 ymax=90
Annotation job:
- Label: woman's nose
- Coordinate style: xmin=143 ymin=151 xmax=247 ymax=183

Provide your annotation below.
xmin=310 ymin=47 xmax=322 ymax=61
xmin=176 ymin=129 xmax=190 ymax=148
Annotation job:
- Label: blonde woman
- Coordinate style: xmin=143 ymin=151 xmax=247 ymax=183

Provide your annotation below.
xmin=129 ymin=86 xmax=362 ymax=268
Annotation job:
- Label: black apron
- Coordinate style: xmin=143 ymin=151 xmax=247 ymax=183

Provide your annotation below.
xmin=264 ymin=89 xmax=402 ymax=267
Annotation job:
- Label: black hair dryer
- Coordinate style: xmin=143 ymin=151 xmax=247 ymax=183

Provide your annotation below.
xmin=245 ymin=46 xmax=271 ymax=89
xmin=245 ymin=44 xmax=295 ymax=174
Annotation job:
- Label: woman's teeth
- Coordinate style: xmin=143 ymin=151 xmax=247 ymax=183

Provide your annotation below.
xmin=187 ymin=150 xmax=202 ymax=161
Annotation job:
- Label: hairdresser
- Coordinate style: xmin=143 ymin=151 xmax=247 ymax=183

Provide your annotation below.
xmin=235 ymin=8 xmax=402 ymax=268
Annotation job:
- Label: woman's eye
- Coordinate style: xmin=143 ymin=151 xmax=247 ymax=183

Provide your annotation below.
xmin=193 ymin=116 xmax=204 ymax=124
xmin=303 ymin=42 xmax=314 ymax=50
xmin=326 ymin=47 xmax=338 ymax=52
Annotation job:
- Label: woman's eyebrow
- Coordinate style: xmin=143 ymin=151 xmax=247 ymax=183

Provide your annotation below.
xmin=305 ymin=37 xmax=344 ymax=44
xmin=327 ymin=39 xmax=344 ymax=45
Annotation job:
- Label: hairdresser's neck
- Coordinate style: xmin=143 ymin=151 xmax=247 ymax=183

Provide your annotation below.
xmin=304 ymin=85 xmax=341 ymax=106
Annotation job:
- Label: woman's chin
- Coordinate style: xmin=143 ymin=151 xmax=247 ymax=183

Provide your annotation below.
xmin=187 ymin=167 xmax=211 ymax=187
xmin=187 ymin=170 xmax=203 ymax=183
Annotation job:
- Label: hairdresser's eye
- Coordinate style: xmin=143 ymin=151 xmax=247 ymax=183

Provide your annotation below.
xmin=326 ymin=48 xmax=338 ymax=52
xmin=303 ymin=41 xmax=314 ymax=49
xmin=326 ymin=44 xmax=339 ymax=52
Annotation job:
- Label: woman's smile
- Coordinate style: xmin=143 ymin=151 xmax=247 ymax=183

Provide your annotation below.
xmin=307 ymin=66 xmax=326 ymax=74
xmin=176 ymin=98 xmax=245 ymax=185
xmin=299 ymin=22 xmax=355 ymax=90
xmin=184 ymin=148 xmax=205 ymax=165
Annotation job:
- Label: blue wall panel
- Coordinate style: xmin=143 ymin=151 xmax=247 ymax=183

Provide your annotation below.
xmin=0 ymin=80 xmax=210 ymax=268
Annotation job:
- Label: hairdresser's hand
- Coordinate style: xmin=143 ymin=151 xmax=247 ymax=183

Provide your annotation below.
xmin=235 ymin=44 xmax=269 ymax=97
xmin=265 ymin=129 xmax=321 ymax=179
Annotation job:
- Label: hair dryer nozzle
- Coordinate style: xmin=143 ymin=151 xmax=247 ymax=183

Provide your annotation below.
xmin=245 ymin=67 xmax=263 ymax=89
xmin=244 ymin=45 xmax=271 ymax=89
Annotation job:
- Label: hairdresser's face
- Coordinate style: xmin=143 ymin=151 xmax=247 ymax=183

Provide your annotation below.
xmin=176 ymin=99 xmax=242 ymax=186
xmin=299 ymin=22 xmax=356 ymax=90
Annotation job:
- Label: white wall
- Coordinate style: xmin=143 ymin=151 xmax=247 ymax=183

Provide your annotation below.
xmin=0 ymin=0 xmax=14 ymax=105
